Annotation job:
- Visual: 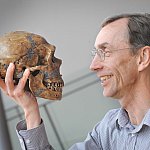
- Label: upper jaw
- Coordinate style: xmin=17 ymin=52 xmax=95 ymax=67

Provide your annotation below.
xmin=99 ymin=74 xmax=113 ymax=82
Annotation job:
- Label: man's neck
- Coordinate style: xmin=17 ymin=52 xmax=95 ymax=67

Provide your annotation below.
xmin=119 ymin=89 xmax=150 ymax=125
xmin=119 ymin=70 xmax=150 ymax=125
xmin=125 ymin=107 xmax=149 ymax=125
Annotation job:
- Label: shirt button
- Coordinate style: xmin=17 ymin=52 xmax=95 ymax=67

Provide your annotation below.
xmin=25 ymin=139 xmax=31 ymax=144
xmin=131 ymin=133 xmax=136 ymax=137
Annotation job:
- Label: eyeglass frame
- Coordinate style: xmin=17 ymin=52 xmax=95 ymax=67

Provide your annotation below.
xmin=91 ymin=47 xmax=137 ymax=61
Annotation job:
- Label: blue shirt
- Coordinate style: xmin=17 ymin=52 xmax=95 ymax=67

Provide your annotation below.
xmin=16 ymin=108 xmax=150 ymax=150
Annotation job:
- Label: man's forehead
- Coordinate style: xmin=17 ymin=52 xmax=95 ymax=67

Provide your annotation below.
xmin=95 ymin=19 xmax=129 ymax=48
xmin=99 ymin=18 xmax=129 ymax=35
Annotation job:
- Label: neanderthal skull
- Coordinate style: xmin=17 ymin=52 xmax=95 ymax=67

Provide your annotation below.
xmin=0 ymin=31 xmax=64 ymax=100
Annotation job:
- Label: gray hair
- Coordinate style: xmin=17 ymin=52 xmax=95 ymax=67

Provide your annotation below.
xmin=101 ymin=13 xmax=150 ymax=54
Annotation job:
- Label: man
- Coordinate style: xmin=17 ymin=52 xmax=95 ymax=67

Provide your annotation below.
xmin=0 ymin=13 xmax=150 ymax=150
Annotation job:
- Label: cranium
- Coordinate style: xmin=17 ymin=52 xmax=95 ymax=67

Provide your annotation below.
xmin=0 ymin=31 xmax=64 ymax=100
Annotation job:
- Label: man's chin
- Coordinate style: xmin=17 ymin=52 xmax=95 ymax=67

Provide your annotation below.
xmin=103 ymin=90 xmax=116 ymax=98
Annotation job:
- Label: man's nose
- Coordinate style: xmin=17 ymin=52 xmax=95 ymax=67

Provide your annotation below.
xmin=90 ymin=55 xmax=103 ymax=71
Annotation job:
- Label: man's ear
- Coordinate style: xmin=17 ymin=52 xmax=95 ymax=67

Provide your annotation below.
xmin=137 ymin=46 xmax=150 ymax=72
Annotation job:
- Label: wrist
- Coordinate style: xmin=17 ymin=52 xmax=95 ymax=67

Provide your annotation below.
xmin=24 ymin=105 xmax=41 ymax=129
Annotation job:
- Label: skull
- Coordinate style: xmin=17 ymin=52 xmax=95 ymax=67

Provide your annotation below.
xmin=0 ymin=31 xmax=64 ymax=100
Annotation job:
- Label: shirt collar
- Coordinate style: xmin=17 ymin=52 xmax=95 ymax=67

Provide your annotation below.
xmin=132 ymin=109 xmax=150 ymax=133
xmin=115 ymin=108 xmax=150 ymax=133
xmin=116 ymin=108 xmax=129 ymax=128
xmin=142 ymin=109 xmax=150 ymax=126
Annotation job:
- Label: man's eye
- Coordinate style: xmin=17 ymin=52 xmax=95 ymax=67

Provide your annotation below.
xmin=105 ymin=51 xmax=111 ymax=56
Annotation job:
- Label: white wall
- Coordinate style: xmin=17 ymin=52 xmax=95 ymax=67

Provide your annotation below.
xmin=1 ymin=0 xmax=150 ymax=149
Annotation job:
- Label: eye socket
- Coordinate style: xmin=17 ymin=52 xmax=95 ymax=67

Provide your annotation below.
xmin=52 ymin=57 xmax=55 ymax=63
xmin=22 ymin=66 xmax=26 ymax=70
xmin=31 ymin=70 xmax=40 ymax=76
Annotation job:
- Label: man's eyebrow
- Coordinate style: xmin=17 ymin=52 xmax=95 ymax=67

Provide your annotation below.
xmin=95 ymin=42 xmax=109 ymax=49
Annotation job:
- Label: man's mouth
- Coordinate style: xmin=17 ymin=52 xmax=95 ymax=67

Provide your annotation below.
xmin=100 ymin=75 xmax=113 ymax=83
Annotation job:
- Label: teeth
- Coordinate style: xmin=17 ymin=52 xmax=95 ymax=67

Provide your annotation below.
xmin=44 ymin=81 xmax=64 ymax=91
xmin=100 ymin=75 xmax=112 ymax=82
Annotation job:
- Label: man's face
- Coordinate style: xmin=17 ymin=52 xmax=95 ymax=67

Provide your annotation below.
xmin=90 ymin=18 xmax=139 ymax=99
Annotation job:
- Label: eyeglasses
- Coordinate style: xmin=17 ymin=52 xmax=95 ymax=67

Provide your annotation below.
xmin=91 ymin=47 xmax=134 ymax=61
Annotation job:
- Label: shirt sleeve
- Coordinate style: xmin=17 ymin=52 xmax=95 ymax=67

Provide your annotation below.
xmin=16 ymin=119 xmax=54 ymax=150
xmin=16 ymin=120 xmax=104 ymax=150
xmin=16 ymin=109 xmax=118 ymax=150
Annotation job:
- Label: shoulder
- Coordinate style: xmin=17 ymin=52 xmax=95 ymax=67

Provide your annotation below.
xmin=89 ymin=108 xmax=120 ymax=147
xmin=95 ymin=108 xmax=120 ymax=131
xmin=103 ymin=108 xmax=120 ymax=121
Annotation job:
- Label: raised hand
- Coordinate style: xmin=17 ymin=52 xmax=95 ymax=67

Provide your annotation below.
xmin=0 ymin=63 xmax=41 ymax=129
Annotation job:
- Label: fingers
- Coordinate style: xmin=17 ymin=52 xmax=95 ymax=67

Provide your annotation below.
xmin=2 ymin=63 xmax=31 ymax=99
xmin=5 ymin=63 xmax=15 ymax=96
xmin=17 ymin=68 xmax=30 ymax=93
